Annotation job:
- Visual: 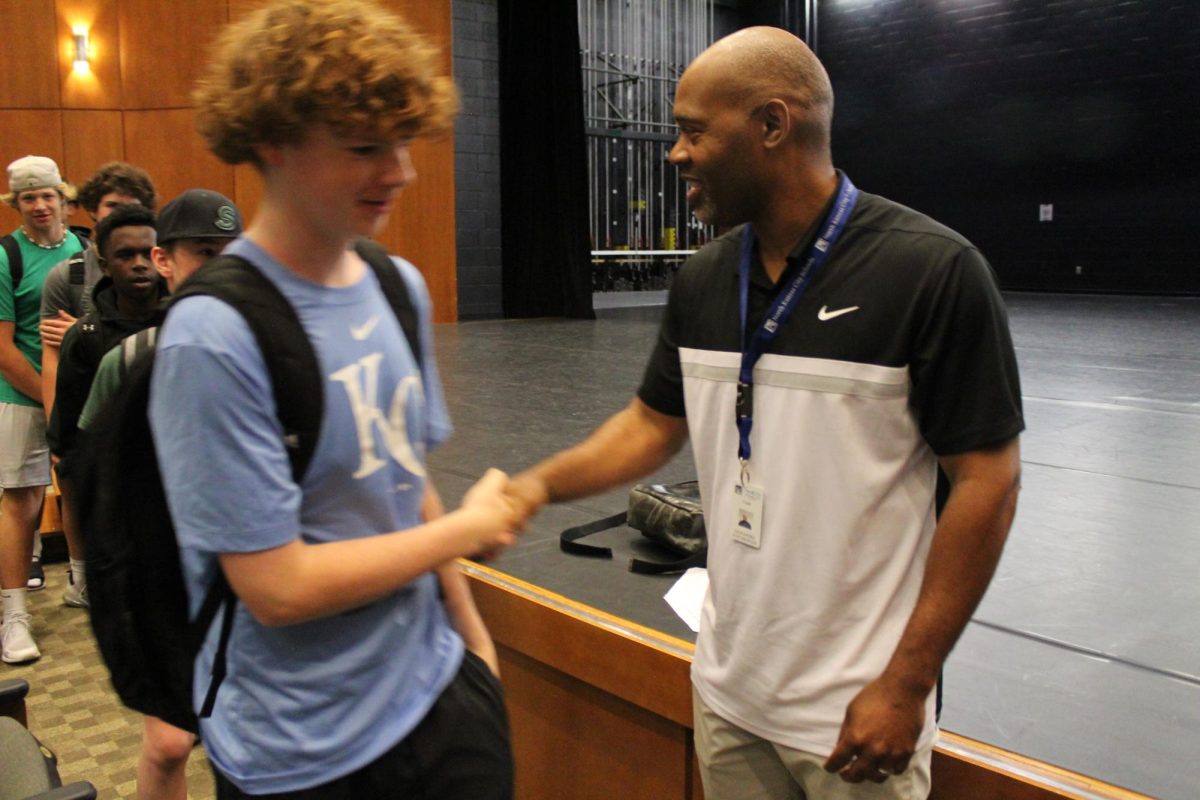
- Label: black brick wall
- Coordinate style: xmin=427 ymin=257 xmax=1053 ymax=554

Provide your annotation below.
xmin=818 ymin=0 xmax=1200 ymax=293
xmin=453 ymin=0 xmax=503 ymax=319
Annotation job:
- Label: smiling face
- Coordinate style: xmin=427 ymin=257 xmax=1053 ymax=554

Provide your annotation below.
xmin=263 ymin=126 xmax=416 ymax=243
xmin=667 ymin=66 xmax=765 ymax=230
xmin=16 ymin=187 xmax=65 ymax=240
xmin=101 ymin=225 xmax=160 ymax=302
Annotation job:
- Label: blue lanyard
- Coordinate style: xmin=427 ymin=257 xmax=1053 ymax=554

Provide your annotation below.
xmin=736 ymin=173 xmax=859 ymax=467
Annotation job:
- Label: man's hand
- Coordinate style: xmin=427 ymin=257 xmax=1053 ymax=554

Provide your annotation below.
xmin=823 ymin=675 xmax=926 ymax=783
xmin=504 ymin=472 xmax=549 ymax=526
xmin=39 ymin=310 xmax=77 ymax=348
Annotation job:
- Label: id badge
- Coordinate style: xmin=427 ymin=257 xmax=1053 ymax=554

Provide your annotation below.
xmin=732 ymin=482 xmax=765 ymax=548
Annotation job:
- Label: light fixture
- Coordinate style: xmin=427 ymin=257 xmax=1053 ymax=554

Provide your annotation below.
xmin=72 ymin=26 xmax=90 ymax=74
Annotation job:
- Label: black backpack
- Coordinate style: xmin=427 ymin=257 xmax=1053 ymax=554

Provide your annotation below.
xmin=73 ymin=239 xmax=421 ymax=733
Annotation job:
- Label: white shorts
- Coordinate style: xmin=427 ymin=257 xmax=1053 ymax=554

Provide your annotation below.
xmin=0 ymin=403 xmax=51 ymax=488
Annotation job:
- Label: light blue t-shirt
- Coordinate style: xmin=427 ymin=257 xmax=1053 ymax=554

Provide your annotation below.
xmin=149 ymin=238 xmax=457 ymax=793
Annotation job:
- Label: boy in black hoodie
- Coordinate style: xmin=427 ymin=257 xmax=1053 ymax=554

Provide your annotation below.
xmin=47 ymin=204 xmax=165 ymax=606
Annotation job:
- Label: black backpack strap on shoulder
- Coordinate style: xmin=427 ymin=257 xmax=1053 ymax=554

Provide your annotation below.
xmin=68 ymin=251 xmax=87 ymax=284
xmin=168 ymin=255 xmax=327 ymax=722
xmin=1 ymin=234 xmax=22 ymax=295
xmin=353 ymin=239 xmax=422 ymax=370
xmin=560 ymin=511 xmax=628 ymax=559
xmin=171 ymin=254 xmax=323 ymax=483
xmin=119 ymin=328 xmax=158 ymax=380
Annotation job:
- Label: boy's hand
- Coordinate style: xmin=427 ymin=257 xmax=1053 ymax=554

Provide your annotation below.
xmin=39 ymin=310 xmax=77 ymax=348
xmin=460 ymin=468 xmax=521 ymax=558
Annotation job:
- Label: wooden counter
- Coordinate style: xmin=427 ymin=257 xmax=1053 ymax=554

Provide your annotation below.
xmin=464 ymin=562 xmax=1151 ymax=800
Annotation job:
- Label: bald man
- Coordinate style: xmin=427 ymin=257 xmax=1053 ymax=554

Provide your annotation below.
xmin=508 ymin=27 xmax=1023 ymax=800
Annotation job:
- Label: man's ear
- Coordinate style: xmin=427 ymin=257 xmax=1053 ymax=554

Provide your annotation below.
xmin=760 ymin=98 xmax=791 ymax=149
xmin=97 ymin=252 xmax=111 ymax=276
xmin=151 ymin=246 xmax=172 ymax=281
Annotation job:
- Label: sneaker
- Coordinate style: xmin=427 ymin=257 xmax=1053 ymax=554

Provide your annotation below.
xmin=1 ymin=612 xmax=41 ymax=663
xmin=27 ymin=556 xmax=45 ymax=591
xmin=63 ymin=573 xmax=89 ymax=609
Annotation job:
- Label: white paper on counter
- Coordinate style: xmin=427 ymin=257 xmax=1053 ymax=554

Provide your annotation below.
xmin=664 ymin=567 xmax=708 ymax=633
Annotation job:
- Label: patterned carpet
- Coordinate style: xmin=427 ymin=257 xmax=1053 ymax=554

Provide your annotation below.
xmin=5 ymin=560 xmax=216 ymax=800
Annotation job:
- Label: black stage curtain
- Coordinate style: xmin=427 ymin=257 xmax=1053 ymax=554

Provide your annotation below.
xmin=498 ymin=0 xmax=595 ymax=319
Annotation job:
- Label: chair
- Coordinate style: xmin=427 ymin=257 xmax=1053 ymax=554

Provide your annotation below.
xmin=0 ymin=679 xmax=97 ymax=800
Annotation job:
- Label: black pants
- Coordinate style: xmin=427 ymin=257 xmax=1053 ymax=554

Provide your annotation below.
xmin=214 ymin=651 xmax=513 ymax=799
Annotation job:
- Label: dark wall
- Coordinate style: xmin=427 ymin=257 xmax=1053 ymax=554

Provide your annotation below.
xmin=453 ymin=0 xmax=504 ymax=319
xmin=817 ymin=0 xmax=1200 ymax=294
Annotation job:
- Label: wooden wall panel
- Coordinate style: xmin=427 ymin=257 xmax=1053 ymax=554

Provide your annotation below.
xmin=123 ymin=109 xmax=234 ymax=204
xmin=57 ymin=0 xmax=123 ymax=109
xmin=0 ymin=110 xmax=65 ymax=233
xmin=385 ymin=137 xmax=457 ymax=322
xmin=2 ymin=0 xmax=458 ymax=321
xmin=232 ymin=163 xmax=264 ymax=226
xmin=384 ymin=0 xmax=457 ymax=321
xmin=0 ymin=0 xmax=60 ymax=108
xmin=118 ymin=0 xmax=227 ymax=109
xmin=391 ymin=0 xmax=454 ymax=72
xmin=60 ymin=110 xmax=123 ymax=190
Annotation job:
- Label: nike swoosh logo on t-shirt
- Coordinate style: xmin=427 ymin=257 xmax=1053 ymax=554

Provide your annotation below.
xmin=350 ymin=315 xmax=381 ymax=340
xmin=817 ymin=305 xmax=860 ymax=321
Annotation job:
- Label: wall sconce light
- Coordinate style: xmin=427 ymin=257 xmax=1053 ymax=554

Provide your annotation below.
xmin=72 ymin=27 xmax=90 ymax=74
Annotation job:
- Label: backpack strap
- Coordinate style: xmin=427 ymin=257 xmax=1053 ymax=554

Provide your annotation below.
xmin=118 ymin=327 xmax=158 ymax=380
xmin=170 ymin=256 xmax=323 ymax=482
xmin=68 ymin=251 xmax=87 ymax=284
xmin=1 ymin=235 xmax=22 ymax=296
xmin=352 ymin=239 xmax=422 ymax=371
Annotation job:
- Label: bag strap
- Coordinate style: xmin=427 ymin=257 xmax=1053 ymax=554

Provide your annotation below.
xmin=68 ymin=252 xmax=86 ymax=283
xmin=119 ymin=328 xmax=158 ymax=380
xmin=561 ymin=511 xmax=706 ymax=574
xmin=171 ymin=255 xmax=323 ymax=482
xmin=629 ymin=547 xmax=706 ymax=575
xmin=352 ymin=239 xmax=422 ymax=370
xmin=560 ymin=511 xmax=628 ymax=558
xmin=1 ymin=235 xmax=22 ymax=296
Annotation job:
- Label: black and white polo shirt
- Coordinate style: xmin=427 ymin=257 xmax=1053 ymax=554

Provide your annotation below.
xmin=638 ymin=189 xmax=1024 ymax=756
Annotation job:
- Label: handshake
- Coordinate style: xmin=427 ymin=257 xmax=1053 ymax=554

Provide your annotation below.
xmin=450 ymin=468 xmax=551 ymax=561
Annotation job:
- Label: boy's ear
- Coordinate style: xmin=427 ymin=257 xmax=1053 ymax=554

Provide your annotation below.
xmin=151 ymin=246 xmax=173 ymax=280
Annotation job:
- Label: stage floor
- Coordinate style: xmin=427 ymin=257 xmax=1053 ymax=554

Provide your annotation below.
xmin=426 ymin=291 xmax=1200 ymax=799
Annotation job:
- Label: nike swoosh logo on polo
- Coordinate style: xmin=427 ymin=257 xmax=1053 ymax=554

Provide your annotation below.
xmin=350 ymin=314 xmax=381 ymax=340
xmin=817 ymin=305 xmax=860 ymax=321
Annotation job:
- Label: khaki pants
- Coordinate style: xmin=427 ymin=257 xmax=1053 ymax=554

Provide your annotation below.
xmin=693 ymin=687 xmax=932 ymax=800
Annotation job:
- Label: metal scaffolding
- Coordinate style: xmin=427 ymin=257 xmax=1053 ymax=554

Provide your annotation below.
xmin=579 ymin=0 xmax=717 ymax=291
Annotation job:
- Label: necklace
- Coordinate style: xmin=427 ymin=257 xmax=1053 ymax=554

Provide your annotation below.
xmin=21 ymin=226 xmax=68 ymax=250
